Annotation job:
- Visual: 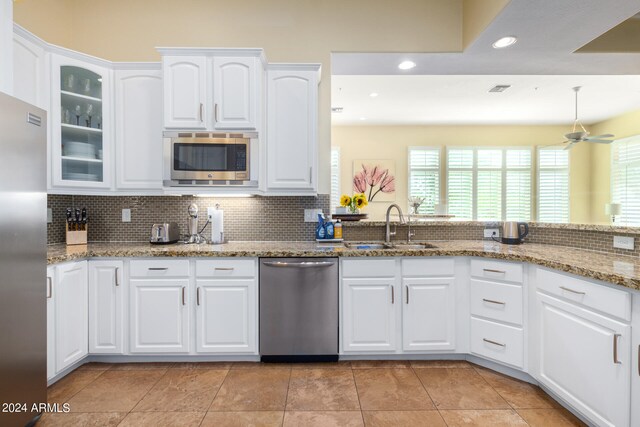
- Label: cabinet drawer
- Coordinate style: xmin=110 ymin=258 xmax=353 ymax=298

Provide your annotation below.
xmin=470 ymin=279 xmax=523 ymax=325
xmin=537 ymin=268 xmax=631 ymax=321
xmin=342 ymin=259 xmax=396 ymax=278
xmin=471 ymin=259 xmax=523 ymax=283
xmin=196 ymin=259 xmax=256 ymax=278
xmin=401 ymin=257 xmax=454 ymax=277
xmin=470 ymin=317 xmax=523 ymax=368
xmin=130 ymin=260 xmax=190 ymax=278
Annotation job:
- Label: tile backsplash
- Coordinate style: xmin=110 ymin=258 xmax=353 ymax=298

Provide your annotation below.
xmin=48 ymin=194 xmax=330 ymax=243
xmin=47 ymin=194 xmax=639 ymax=257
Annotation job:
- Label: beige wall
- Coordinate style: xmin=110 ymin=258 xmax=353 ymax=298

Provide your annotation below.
xmin=13 ymin=0 xmax=464 ymax=194
xmin=590 ymin=109 xmax=640 ymax=224
xmin=462 ymin=0 xmax=509 ymax=49
xmin=332 ymin=125 xmax=592 ymax=222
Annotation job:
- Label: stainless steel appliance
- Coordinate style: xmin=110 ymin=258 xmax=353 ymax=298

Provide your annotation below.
xmin=167 ymin=132 xmax=250 ymax=181
xmin=149 ymin=222 xmax=180 ymax=244
xmin=502 ymin=221 xmax=529 ymax=244
xmin=260 ymin=258 xmax=338 ymax=362
xmin=186 ymin=204 xmax=206 ymax=244
xmin=0 ymin=93 xmax=47 ymax=426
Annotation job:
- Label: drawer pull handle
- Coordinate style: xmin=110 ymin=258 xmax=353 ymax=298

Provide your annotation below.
xmin=391 ymin=285 xmax=394 ymax=304
xmin=196 ymin=287 xmax=201 ymax=306
xmin=637 ymin=345 xmax=639 ymax=376
xmin=182 ymin=287 xmax=186 ymax=306
xmin=114 ymin=267 xmax=120 ymax=286
xmin=483 ymin=269 xmax=506 ymax=274
xmin=215 ymin=267 xmax=235 ymax=271
xmin=483 ymin=298 xmax=506 ymax=305
xmin=47 ymin=277 xmax=53 ymax=299
xmin=559 ymin=286 xmax=585 ymax=295
xmin=613 ymin=334 xmax=622 ymax=364
xmin=148 ymin=267 xmax=169 ymax=271
xmin=406 ymin=285 xmax=409 ymax=304
xmin=483 ymin=338 xmax=506 ymax=347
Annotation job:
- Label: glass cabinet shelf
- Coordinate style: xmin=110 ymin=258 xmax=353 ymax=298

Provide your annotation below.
xmin=59 ymin=65 xmax=104 ymax=183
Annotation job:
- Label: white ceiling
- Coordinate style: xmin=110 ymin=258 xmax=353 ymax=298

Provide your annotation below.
xmin=331 ymin=75 xmax=640 ymax=125
xmin=331 ymin=0 xmax=640 ymax=126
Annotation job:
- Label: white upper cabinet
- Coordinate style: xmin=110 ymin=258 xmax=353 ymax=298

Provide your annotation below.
xmin=266 ymin=65 xmax=320 ymax=192
xmin=114 ymin=67 xmax=163 ymax=190
xmin=13 ymin=29 xmax=47 ymax=109
xmin=211 ymin=56 xmax=259 ymax=130
xmin=50 ymin=53 xmax=113 ymax=189
xmin=162 ymin=56 xmax=207 ymax=129
xmin=161 ymin=49 xmax=263 ymax=131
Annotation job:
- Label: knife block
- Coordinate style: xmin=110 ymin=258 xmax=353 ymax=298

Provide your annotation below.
xmin=66 ymin=224 xmax=88 ymax=246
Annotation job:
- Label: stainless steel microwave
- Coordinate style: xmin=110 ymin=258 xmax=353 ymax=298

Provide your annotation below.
xmin=168 ymin=132 xmax=250 ymax=181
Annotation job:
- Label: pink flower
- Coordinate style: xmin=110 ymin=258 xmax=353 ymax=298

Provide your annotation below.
xmin=379 ymin=173 xmax=395 ymax=193
xmin=367 ymin=165 xmax=387 ymax=186
xmin=353 ymin=171 xmax=367 ymax=193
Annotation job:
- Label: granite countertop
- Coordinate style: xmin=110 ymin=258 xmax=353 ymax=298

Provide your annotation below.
xmin=47 ymin=240 xmax=640 ymax=291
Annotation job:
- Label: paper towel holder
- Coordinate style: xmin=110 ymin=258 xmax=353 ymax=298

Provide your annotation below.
xmin=208 ymin=204 xmax=226 ymax=245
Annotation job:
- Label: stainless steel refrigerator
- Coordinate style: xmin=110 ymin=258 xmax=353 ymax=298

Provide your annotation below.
xmin=0 ymin=92 xmax=47 ymax=426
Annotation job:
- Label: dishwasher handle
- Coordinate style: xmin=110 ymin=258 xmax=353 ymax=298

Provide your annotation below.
xmin=262 ymin=261 xmax=335 ymax=268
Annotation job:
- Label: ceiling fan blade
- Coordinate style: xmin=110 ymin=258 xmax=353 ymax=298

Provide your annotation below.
xmin=588 ymin=134 xmax=614 ymax=139
xmin=585 ymin=139 xmax=613 ymax=144
xmin=563 ymin=142 xmax=576 ymax=150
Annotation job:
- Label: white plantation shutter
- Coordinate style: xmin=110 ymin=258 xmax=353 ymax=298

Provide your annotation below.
xmin=446 ymin=147 xmax=531 ymax=221
xmin=505 ymin=149 xmax=532 ymax=221
xmin=447 ymin=148 xmax=474 ymax=220
xmin=612 ymin=136 xmax=640 ymax=226
xmin=408 ymin=148 xmax=440 ymax=214
xmin=330 ymin=147 xmax=340 ymax=212
xmin=537 ymin=148 xmax=569 ymax=223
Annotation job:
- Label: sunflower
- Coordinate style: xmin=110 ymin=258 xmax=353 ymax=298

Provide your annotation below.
xmin=354 ymin=193 xmax=368 ymax=208
xmin=340 ymin=194 xmax=352 ymax=207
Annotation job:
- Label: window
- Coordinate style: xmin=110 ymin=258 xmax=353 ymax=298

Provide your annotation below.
xmin=611 ymin=136 xmax=640 ymax=226
xmin=330 ymin=147 xmax=341 ymax=213
xmin=446 ymin=147 xmax=532 ymax=221
xmin=408 ymin=147 xmax=440 ymax=214
xmin=537 ymin=147 xmax=569 ymax=223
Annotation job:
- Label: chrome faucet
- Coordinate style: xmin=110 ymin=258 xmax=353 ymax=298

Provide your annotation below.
xmin=385 ymin=204 xmax=406 ymax=244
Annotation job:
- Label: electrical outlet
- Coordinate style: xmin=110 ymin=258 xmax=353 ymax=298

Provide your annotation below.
xmin=122 ymin=208 xmax=131 ymax=223
xmin=484 ymin=228 xmax=499 ymax=238
xmin=47 ymin=208 xmax=52 ymax=224
xmin=613 ymin=235 xmax=634 ymax=250
xmin=304 ymin=208 xmax=323 ymax=222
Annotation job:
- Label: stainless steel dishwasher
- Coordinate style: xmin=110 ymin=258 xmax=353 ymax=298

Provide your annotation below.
xmin=260 ymin=258 xmax=338 ymax=362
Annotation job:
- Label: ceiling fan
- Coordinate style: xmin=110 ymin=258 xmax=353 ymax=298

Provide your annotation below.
xmin=560 ymin=86 xmax=614 ymax=150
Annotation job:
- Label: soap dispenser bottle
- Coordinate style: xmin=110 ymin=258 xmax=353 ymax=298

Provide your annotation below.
xmin=316 ymin=214 xmax=326 ymax=240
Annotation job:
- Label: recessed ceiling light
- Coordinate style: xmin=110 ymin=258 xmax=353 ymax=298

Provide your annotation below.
xmin=369 ymin=92 xmax=379 ymax=98
xmin=492 ymin=36 xmax=517 ymax=49
xmin=360 ymin=117 xmax=367 ymax=121
xmin=398 ymin=60 xmax=416 ymax=70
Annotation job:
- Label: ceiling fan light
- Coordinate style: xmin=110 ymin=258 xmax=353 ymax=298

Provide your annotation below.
xmin=492 ymin=36 xmax=518 ymax=49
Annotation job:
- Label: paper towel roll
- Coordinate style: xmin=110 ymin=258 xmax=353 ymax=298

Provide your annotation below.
xmin=210 ymin=209 xmax=224 ymax=244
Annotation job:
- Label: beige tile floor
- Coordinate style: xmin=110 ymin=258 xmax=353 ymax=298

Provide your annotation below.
xmin=40 ymin=360 xmax=586 ymax=426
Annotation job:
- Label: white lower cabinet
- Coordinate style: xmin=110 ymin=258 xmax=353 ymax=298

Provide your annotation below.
xmin=195 ymin=279 xmax=257 ymax=353
xmin=402 ymin=277 xmax=455 ymax=351
xmin=55 ymin=261 xmax=89 ymax=373
xmin=536 ymin=292 xmax=630 ymax=427
xmin=89 ymin=261 xmax=124 ymax=354
xmin=342 ymin=277 xmax=397 ymax=352
xmin=46 ymin=266 xmax=55 ymax=380
xmin=129 ymin=279 xmax=190 ymax=353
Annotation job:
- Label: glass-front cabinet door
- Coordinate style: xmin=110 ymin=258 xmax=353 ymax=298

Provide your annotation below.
xmin=51 ymin=54 xmax=111 ymax=188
